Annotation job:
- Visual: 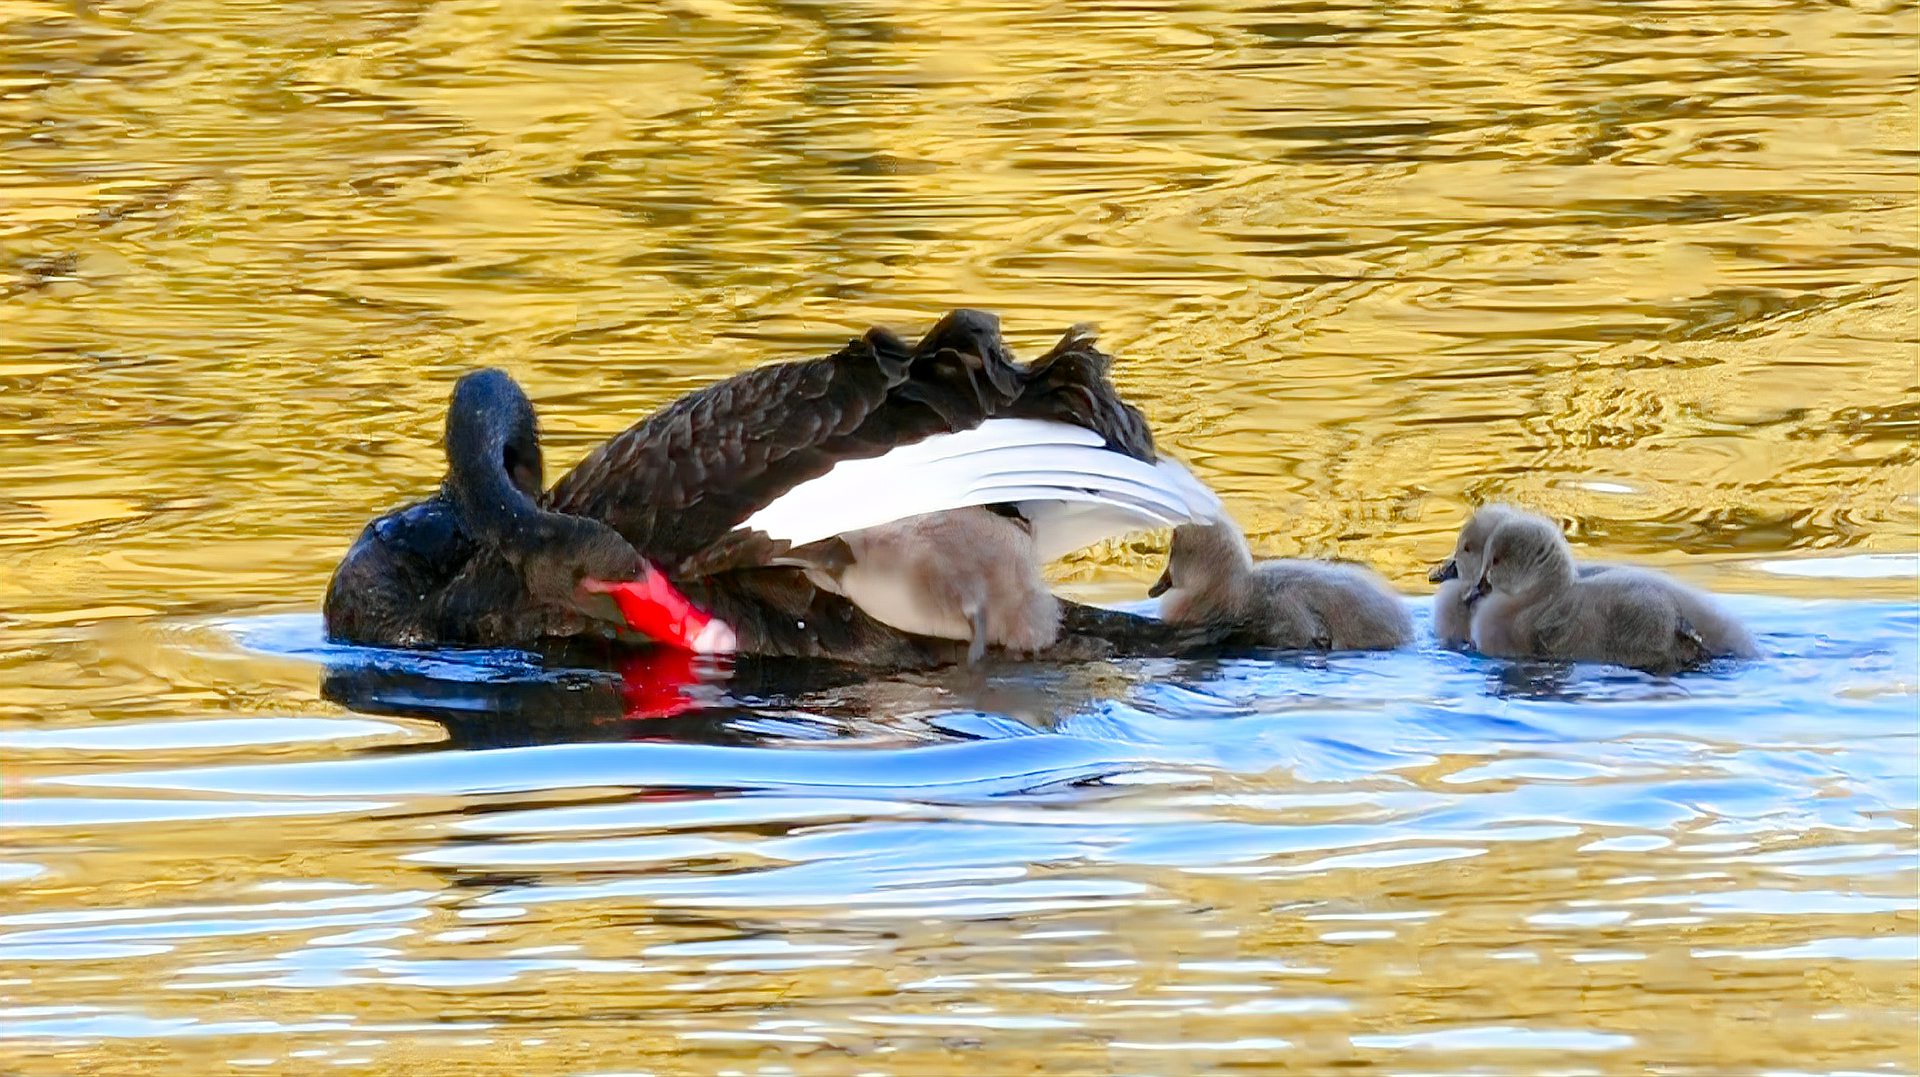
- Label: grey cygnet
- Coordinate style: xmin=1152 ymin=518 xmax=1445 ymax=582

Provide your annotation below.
xmin=1154 ymin=518 xmax=1411 ymax=651
xmin=806 ymin=507 xmax=1061 ymax=664
xmin=1466 ymin=510 xmax=1756 ymax=674
xmin=1430 ymin=503 xmax=1613 ymax=648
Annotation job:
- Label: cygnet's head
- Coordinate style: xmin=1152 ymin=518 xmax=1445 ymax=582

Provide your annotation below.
xmin=1469 ymin=512 xmax=1577 ymax=602
xmin=1429 ymin=503 xmax=1518 ymax=589
xmin=1150 ymin=519 xmax=1254 ymax=617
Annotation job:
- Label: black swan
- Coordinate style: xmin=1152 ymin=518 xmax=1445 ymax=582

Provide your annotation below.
xmin=324 ymin=310 xmax=1227 ymax=666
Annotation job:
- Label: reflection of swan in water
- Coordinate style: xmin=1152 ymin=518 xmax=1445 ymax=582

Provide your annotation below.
xmin=316 ymin=635 xmax=1178 ymax=753
xmin=317 ymin=645 xmax=870 ymax=751
xmin=298 ymin=649 xmax=1213 ymax=806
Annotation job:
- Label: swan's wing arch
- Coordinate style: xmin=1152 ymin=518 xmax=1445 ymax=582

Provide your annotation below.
xmin=737 ymin=418 xmax=1221 ymax=561
xmin=545 ymin=312 xmax=1177 ymax=571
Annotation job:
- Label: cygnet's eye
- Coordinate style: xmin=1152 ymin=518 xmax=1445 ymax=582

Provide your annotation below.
xmin=1463 ymin=544 xmax=1474 ymax=555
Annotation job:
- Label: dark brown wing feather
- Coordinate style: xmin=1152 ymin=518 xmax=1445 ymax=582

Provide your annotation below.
xmin=545 ymin=311 xmax=1154 ymax=572
xmin=1008 ymin=326 xmax=1156 ymax=462
xmin=544 ymin=328 xmax=912 ymax=569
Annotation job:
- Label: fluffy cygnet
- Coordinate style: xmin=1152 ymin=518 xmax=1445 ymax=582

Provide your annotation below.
xmin=1467 ymin=510 xmax=1757 ymax=674
xmin=1430 ymin=504 xmax=1521 ymax=648
xmin=1152 ymin=519 xmax=1411 ymax=651
xmin=806 ymin=507 xmax=1060 ymax=663
xmin=1429 ymin=504 xmax=1615 ymax=648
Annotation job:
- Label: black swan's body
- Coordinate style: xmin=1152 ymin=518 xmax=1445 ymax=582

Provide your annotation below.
xmin=324 ymin=311 xmax=1225 ymax=667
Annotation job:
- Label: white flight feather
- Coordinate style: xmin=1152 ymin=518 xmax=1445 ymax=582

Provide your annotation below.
xmin=738 ymin=418 xmax=1223 ymax=559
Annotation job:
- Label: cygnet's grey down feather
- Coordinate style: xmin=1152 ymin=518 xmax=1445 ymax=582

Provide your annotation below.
xmin=792 ymin=507 xmax=1060 ymax=664
xmin=1154 ymin=519 xmax=1411 ymax=651
xmin=1465 ymin=509 xmax=1757 ymax=674
xmin=1429 ymin=503 xmax=1612 ymax=648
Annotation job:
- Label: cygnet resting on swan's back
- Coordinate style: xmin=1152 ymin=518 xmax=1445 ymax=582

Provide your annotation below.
xmin=796 ymin=506 xmax=1060 ymax=664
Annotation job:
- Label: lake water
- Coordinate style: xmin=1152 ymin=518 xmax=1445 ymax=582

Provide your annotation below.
xmin=2 ymin=0 xmax=1916 ymax=1074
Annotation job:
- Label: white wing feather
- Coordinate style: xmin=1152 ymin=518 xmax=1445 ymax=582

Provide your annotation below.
xmin=738 ymin=418 xmax=1222 ymax=559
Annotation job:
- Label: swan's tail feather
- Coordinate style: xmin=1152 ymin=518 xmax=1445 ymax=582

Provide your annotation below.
xmin=1008 ymin=327 xmax=1156 ymax=462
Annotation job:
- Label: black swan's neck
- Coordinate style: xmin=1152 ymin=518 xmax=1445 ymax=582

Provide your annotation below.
xmin=442 ymin=369 xmax=548 ymax=547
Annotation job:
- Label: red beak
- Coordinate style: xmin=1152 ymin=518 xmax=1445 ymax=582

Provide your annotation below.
xmin=584 ymin=565 xmax=737 ymax=654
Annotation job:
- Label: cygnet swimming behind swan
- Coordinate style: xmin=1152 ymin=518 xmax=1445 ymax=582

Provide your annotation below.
xmin=1152 ymin=518 xmax=1411 ymax=651
xmin=1429 ymin=503 xmax=1614 ymax=648
xmin=1467 ymin=510 xmax=1757 ymax=674
xmin=794 ymin=506 xmax=1059 ymax=663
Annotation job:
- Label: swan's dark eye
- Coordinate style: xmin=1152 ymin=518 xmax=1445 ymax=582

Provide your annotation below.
xmin=1463 ymin=544 xmax=1474 ymax=554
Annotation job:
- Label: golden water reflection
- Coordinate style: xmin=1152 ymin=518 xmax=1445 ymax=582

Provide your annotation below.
xmin=1 ymin=0 xmax=1916 ymax=1073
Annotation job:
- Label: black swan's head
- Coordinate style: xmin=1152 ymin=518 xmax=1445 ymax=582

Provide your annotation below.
xmin=443 ymin=369 xmax=644 ymax=620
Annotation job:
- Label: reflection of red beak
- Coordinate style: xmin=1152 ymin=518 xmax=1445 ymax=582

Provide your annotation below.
xmin=614 ymin=648 xmax=702 ymax=720
xmin=584 ymin=565 xmax=737 ymax=654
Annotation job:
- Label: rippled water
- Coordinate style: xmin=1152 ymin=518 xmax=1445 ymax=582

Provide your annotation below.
xmin=2 ymin=0 xmax=1917 ymax=1073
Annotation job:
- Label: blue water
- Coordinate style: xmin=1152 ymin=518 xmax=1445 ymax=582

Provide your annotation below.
xmin=34 ymin=596 xmax=1913 ymax=830
xmin=4 ymin=594 xmax=1915 ymax=1071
